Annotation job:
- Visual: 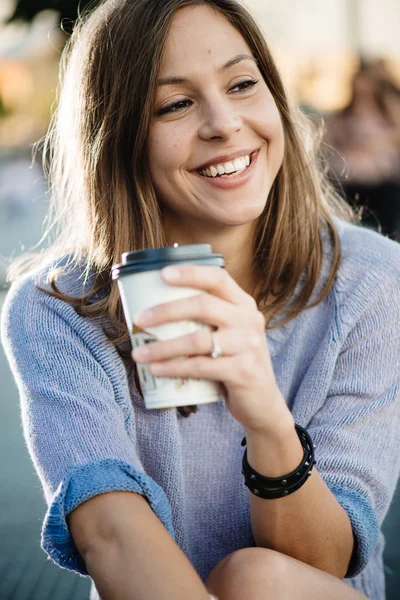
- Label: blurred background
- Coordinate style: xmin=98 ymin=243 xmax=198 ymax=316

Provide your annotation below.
xmin=0 ymin=0 xmax=399 ymax=598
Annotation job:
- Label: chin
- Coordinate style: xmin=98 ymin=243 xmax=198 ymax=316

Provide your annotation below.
xmin=212 ymin=203 xmax=266 ymax=227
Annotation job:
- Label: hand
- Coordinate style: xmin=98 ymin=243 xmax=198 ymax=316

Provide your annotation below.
xmin=132 ymin=265 xmax=293 ymax=435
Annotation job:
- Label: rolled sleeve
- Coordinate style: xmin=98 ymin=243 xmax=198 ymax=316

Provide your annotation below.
xmin=325 ymin=483 xmax=380 ymax=578
xmin=43 ymin=459 xmax=174 ymax=574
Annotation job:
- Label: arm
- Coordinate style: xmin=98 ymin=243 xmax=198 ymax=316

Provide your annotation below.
xmin=130 ymin=264 xmax=354 ymax=577
xmin=246 ymin=262 xmax=400 ymax=580
xmin=68 ymin=491 xmax=210 ymax=600
xmin=244 ymin=418 xmax=354 ymax=578
xmin=1 ymin=276 xmax=175 ymax=576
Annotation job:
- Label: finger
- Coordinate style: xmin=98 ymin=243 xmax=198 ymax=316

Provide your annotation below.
xmin=148 ymin=355 xmax=235 ymax=381
xmin=148 ymin=352 xmax=274 ymax=392
xmin=161 ymin=264 xmax=257 ymax=308
xmin=132 ymin=328 xmax=263 ymax=363
xmin=134 ymin=292 xmax=246 ymax=329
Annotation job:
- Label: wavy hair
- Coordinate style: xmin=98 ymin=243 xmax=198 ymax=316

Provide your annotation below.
xmin=8 ymin=0 xmax=355 ymax=416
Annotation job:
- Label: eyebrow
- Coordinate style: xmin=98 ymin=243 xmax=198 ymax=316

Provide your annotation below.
xmin=156 ymin=53 xmax=257 ymax=86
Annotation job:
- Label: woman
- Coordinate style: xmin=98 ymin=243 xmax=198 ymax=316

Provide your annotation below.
xmin=1 ymin=1 xmax=399 ymax=599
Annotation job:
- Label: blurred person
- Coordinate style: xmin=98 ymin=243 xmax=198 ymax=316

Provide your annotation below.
xmin=326 ymin=59 xmax=400 ymax=240
xmin=1 ymin=2 xmax=400 ymax=600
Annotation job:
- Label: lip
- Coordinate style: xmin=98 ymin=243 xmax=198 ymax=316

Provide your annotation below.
xmin=193 ymin=148 xmax=258 ymax=172
xmin=191 ymin=149 xmax=260 ymax=190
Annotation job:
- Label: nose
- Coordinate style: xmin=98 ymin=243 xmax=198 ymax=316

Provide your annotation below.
xmin=198 ymin=94 xmax=242 ymax=141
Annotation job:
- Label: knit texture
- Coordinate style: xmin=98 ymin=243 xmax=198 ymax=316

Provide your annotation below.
xmin=2 ymin=219 xmax=400 ymax=600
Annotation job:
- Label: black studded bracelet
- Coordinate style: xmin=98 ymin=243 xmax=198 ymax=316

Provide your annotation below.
xmin=241 ymin=424 xmax=316 ymax=499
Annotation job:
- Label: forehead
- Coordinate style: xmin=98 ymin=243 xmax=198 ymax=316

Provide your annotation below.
xmin=159 ymin=5 xmax=253 ymax=75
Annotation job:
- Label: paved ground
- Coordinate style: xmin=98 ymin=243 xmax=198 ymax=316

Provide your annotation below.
xmin=0 ymin=289 xmax=398 ymax=599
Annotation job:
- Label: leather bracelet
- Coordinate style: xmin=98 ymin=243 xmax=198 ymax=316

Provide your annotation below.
xmin=241 ymin=424 xmax=316 ymax=499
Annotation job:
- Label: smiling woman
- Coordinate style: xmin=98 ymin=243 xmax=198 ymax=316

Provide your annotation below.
xmin=1 ymin=2 xmax=400 ymax=600
xmin=148 ymin=9 xmax=284 ymax=235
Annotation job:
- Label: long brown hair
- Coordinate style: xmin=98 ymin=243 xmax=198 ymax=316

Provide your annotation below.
xmin=8 ymin=0 xmax=355 ymax=416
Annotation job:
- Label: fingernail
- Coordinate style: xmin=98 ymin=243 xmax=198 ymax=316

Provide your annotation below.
xmin=134 ymin=309 xmax=153 ymax=326
xmin=162 ymin=266 xmax=181 ymax=280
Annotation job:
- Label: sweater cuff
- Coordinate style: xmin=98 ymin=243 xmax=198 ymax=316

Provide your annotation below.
xmin=41 ymin=458 xmax=175 ymax=575
xmin=326 ymin=482 xmax=379 ymax=578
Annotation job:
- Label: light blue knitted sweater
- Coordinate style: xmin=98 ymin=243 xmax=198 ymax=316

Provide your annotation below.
xmin=2 ymin=219 xmax=400 ymax=600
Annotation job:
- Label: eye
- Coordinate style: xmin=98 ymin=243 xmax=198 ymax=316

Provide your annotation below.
xmin=229 ymin=78 xmax=258 ymax=93
xmin=156 ymin=98 xmax=192 ymax=116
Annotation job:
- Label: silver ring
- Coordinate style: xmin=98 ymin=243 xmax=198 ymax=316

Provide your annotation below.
xmin=210 ymin=331 xmax=222 ymax=359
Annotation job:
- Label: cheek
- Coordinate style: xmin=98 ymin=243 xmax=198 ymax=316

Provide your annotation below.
xmin=252 ymin=87 xmax=281 ymax=132
xmin=147 ymin=127 xmax=189 ymax=204
xmin=274 ymin=117 xmax=285 ymax=163
xmin=260 ymin=102 xmax=285 ymax=165
xmin=147 ymin=130 xmax=167 ymax=176
xmin=148 ymin=124 xmax=189 ymax=176
xmin=260 ymin=99 xmax=283 ymax=142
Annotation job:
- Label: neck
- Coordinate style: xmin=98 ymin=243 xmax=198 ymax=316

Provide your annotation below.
xmin=164 ymin=218 xmax=259 ymax=297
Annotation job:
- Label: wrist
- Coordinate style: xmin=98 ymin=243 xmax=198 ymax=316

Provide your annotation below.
xmin=243 ymin=416 xmax=304 ymax=479
xmin=243 ymin=403 xmax=295 ymax=443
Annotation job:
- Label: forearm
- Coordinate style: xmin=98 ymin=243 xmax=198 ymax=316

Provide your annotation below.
xmin=72 ymin=492 xmax=210 ymax=600
xmin=85 ymin=531 xmax=211 ymax=600
xmin=244 ymin=414 xmax=354 ymax=578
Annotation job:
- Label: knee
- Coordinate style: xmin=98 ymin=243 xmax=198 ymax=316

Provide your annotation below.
xmin=205 ymin=547 xmax=289 ymax=597
xmin=211 ymin=546 xmax=288 ymax=577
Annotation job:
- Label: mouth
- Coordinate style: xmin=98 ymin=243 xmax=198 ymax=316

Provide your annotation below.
xmin=195 ymin=150 xmax=257 ymax=179
xmin=191 ymin=149 xmax=261 ymax=191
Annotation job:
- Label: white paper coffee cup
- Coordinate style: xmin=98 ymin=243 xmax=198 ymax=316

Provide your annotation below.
xmin=112 ymin=244 xmax=225 ymax=410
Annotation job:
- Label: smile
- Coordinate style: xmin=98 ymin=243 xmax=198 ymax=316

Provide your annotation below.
xmin=198 ymin=154 xmax=251 ymax=178
xmin=192 ymin=150 xmax=260 ymax=190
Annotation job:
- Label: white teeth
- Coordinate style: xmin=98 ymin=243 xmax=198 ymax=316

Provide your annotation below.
xmin=199 ymin=154 xmax=251 ymax=177
xmin=209 ymin=166 xmax=218 ymax=177
xmin=233 ymin=157 xmax=246 ymax=170
xmin=223 ymin=161 xmax=235 ymax=174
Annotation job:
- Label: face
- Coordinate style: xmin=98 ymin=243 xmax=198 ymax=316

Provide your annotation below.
xmin=147 ymin=5 xmax=285 ymax=235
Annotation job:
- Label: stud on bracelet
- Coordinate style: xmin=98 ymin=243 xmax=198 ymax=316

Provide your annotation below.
xmin=241 ymin=424 xmax=316 ymax=500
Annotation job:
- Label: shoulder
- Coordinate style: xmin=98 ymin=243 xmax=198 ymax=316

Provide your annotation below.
xmin=1 ymin=257 xmax=131 ymax=391
xmin=335 ymin=218 xmax=400 ymax=279
xmin=331 ymin=219 xmax=400 ymax=329
xmin=333 ymin=218 xmax=400 ymax=292
xmin=1 ymin=256 xmax=98 ymax=347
